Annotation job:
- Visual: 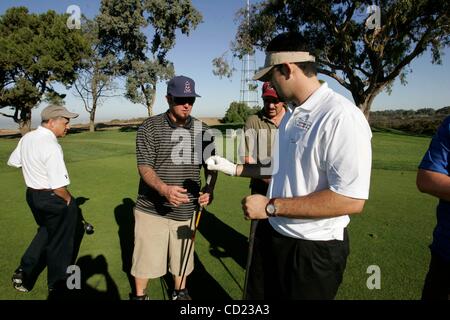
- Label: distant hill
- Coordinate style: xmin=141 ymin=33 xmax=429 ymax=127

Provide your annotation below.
xmin=369 ymin=106 xmax=450 ymax=135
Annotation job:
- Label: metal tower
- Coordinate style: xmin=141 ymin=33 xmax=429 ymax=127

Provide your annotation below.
xmin=239 ymin=0 xmax=259 ymax=108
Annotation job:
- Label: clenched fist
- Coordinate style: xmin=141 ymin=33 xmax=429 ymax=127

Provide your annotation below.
xmin=241 ymin=194 xmax=270 ymax=220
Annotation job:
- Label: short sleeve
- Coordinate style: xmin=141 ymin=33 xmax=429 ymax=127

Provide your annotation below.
xmin=7 ymin=139 xmax=23 ymax=168
xmin=419 ymin=116 xmax=450 ymax=175
xmin=45 ymin=145 xmax=70 ymax=189
xmin=324 ymin=111 xmax=372 ymax=199
xmin=241 ymin=117 xmax=258 ymax=163
xmin=136 ymin=121 xmax=156 ymax=167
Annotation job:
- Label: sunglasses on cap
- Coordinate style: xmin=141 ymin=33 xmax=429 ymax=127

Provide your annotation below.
xmin=173 ymin=96 xmax=196 ymax=106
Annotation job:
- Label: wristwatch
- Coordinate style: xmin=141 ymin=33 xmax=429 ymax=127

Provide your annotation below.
xmin=265 ymin=198 xmax=277 ymax=217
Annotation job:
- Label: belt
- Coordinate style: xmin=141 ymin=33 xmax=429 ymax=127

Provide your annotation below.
xmin=27 ymin=187 xmax=53 ymax=192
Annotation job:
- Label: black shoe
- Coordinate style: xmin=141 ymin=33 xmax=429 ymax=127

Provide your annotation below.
xmin=130 ymin=293 xmax=149 ymax=300
xmin=172 ymin=288 xmax=191 ymax=300
xmin=12 ymin=268 xmax=29 ymax=293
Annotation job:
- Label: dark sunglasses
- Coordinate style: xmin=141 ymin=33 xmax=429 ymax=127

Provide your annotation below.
xmin=263 ymin=98 xmax=281 ymax=104
xmin=173 ymin=96 xmax=196 ymax=105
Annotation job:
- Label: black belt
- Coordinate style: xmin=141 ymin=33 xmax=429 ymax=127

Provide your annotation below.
xmin=27 ymin=187 xmax=52 ymax=192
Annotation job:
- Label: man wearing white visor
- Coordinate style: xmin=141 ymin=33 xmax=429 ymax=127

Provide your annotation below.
xmin=207 ymin=32 xmax=372 ymax=299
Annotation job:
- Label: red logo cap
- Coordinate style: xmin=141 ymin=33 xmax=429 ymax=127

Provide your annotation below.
xmin=262 ymin=82 xmax=278 ymax=99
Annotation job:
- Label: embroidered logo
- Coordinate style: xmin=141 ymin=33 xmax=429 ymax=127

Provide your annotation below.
xmin=184 ymin=81 xmax=192 ymax=94
xmin=294 ymin=116 xmax=312 ymax=131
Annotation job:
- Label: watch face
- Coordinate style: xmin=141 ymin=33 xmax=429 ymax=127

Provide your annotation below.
xmin=267 ymin=204 xmax=275 ymax=215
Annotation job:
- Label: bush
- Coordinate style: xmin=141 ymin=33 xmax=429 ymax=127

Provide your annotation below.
xmin=222 ymin=101 xmax=260 ymax=123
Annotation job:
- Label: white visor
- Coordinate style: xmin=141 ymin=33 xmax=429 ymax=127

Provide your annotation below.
xmin=253 ymin=51 xmax=316 ymax=81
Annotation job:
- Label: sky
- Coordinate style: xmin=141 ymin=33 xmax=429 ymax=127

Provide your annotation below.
xmin=1 ymin=0 xmax=449 ymax=129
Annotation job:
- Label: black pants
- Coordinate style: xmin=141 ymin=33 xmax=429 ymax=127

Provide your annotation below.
xmin=246 ymin=219 xmax=349 ymax=300
xmin=421 ymin=252 xmax=450 ymax=300
xmin=20 ymin=189 xmax=78 ymax=289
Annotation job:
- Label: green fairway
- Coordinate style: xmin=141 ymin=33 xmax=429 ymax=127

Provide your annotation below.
xmin=0 ymin=128 xmax=438 ymax=300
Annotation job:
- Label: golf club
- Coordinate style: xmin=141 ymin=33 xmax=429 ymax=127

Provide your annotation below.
xmin=82 ymin=220 xmax=94 ymax=235
xmin=179 ymin=174 xmax=213 ymax=289
xmin=242 ymin=219 xmax=257 ymax=299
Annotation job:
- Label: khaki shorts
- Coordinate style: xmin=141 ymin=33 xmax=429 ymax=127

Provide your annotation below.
xmin=131 ymin=208 xmax=195 ymax=279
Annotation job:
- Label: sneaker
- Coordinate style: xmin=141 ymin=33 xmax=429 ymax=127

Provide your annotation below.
xmin=172 ymin=288 xmax=192 ymax=300
xmin=130 ymin=293 xmax=149 ymax=300
xmin=12 ymin=268 xmax=29 ymax=293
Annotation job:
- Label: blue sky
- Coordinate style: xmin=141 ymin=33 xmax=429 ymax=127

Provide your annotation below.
xmin=1 ymin=0 xmax=449 ymax=129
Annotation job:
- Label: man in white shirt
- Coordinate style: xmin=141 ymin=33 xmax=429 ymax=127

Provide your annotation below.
xmin=7 ymin=104 xmax=79 ymax=293
xmin=207 ymin=32 xmax=372 ymax=299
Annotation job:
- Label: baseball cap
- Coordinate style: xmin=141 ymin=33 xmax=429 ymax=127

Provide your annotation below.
xmin=262 ymin=82 xmax=279 ymax=99
xmin=167 ymin=75 xmax=201 ymax=97
xmin=41 ymin=105 xmax=79 ymax=121
xmin=253 ymin=51 xmax=316 ymax=81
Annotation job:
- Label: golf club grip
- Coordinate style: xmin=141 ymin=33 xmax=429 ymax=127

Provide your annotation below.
xmin=203 ymin=174 xmax=213 ymax=194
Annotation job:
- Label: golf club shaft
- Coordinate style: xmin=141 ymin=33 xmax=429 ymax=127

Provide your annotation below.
xmin=242 ymin=219 xmax=258 ymax=299
xmin=179 ymin=174 xmax=213 ymax=289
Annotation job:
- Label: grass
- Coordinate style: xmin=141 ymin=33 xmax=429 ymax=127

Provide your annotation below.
xmin=0 ymin=128 xmax=438 ymax=300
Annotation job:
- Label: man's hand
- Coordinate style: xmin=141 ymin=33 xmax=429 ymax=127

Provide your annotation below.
xmin=206 ymin=156 xmax=237 ymax=176
xmin=161 ymin=185 xmax=190 ymax=207
xmin=241 ymin=194 xmax=270 ymax=220
xmin=198 ymin=192 xmax=212 ymax=207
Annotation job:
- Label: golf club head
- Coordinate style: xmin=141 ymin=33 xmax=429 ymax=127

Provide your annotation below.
xmin=83 ymin=221 xmax=95 ymax=235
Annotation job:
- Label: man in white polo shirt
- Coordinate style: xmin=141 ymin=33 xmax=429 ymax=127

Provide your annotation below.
xmin=7 ymin=104 xmax=79 ymax=294
xmin=207 ymin=32 xmax=372 ymax=299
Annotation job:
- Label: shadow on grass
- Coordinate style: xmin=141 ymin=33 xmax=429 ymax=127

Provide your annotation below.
xmin=48 ymin=254 xmax=121 ymax=300
xmin=114 ymin=198 xmax=136 ymax=296
xmin=198 ymin=209 xmax=248 ymax=270
xmin=159 ymin=253 xmax=232 ymax=300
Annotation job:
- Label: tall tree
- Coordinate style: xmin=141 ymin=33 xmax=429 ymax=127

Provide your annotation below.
xmin=125 ymin=60 xmax=174 ymax=116
xmin=0 ymin=7 xmax=88 ymax=134
xmin=97 ymin=0 xmax=202 ymax=116
xmin=74 ymin=18 xmax=119 ymax=132
xmin=231 ymin=0 xmax=450 ymax=117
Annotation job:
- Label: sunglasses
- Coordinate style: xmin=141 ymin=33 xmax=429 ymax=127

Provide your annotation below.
xmin=173 ymin=97 xmax=196 ymax=106
xmin=263 ymin=98 xmax=281 ymax=104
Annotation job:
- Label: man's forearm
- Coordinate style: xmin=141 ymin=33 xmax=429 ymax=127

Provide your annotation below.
xmin=236 ymin=163 xmax=272 ymax=179
xmin=273 ymin=189 xmax=365 ymax=218
xmin=138 ymin=165 xmax=167 ymax=196
xmin=417 ymin=169 xmax=450 ymax=202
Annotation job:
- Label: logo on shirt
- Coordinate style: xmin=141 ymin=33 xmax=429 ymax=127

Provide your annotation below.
xmin=294 ymin=116 xmax=312 ymax=131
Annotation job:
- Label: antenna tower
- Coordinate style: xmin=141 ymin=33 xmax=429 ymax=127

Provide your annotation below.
xmin=239 ymin=0 xmax=259 ymax=108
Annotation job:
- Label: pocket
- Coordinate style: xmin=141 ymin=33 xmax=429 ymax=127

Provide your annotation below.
xmin=50 ymin=192 xmax=68 ymax=205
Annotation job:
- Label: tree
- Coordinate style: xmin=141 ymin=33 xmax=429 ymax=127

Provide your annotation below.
xmin=232 ymin=0 xmax=450 ymax=117
xmin=222 ymin=101 xmax=260 ymax=123
xmin=74 ymin=18 xmax=119 ymax=132
xmin=0 ymin=7 xmax=88 ymax=134
xmin=97 ymin=0 xmax=202 ymax=116
xmin=125 ymin=59 xmax=174 ymax=116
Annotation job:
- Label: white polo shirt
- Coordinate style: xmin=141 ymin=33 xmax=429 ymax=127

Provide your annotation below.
xmin=267 ymin=83 xmax=372 ymax=241
xmin=7 ymin=126 xmax=70 ymax=189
